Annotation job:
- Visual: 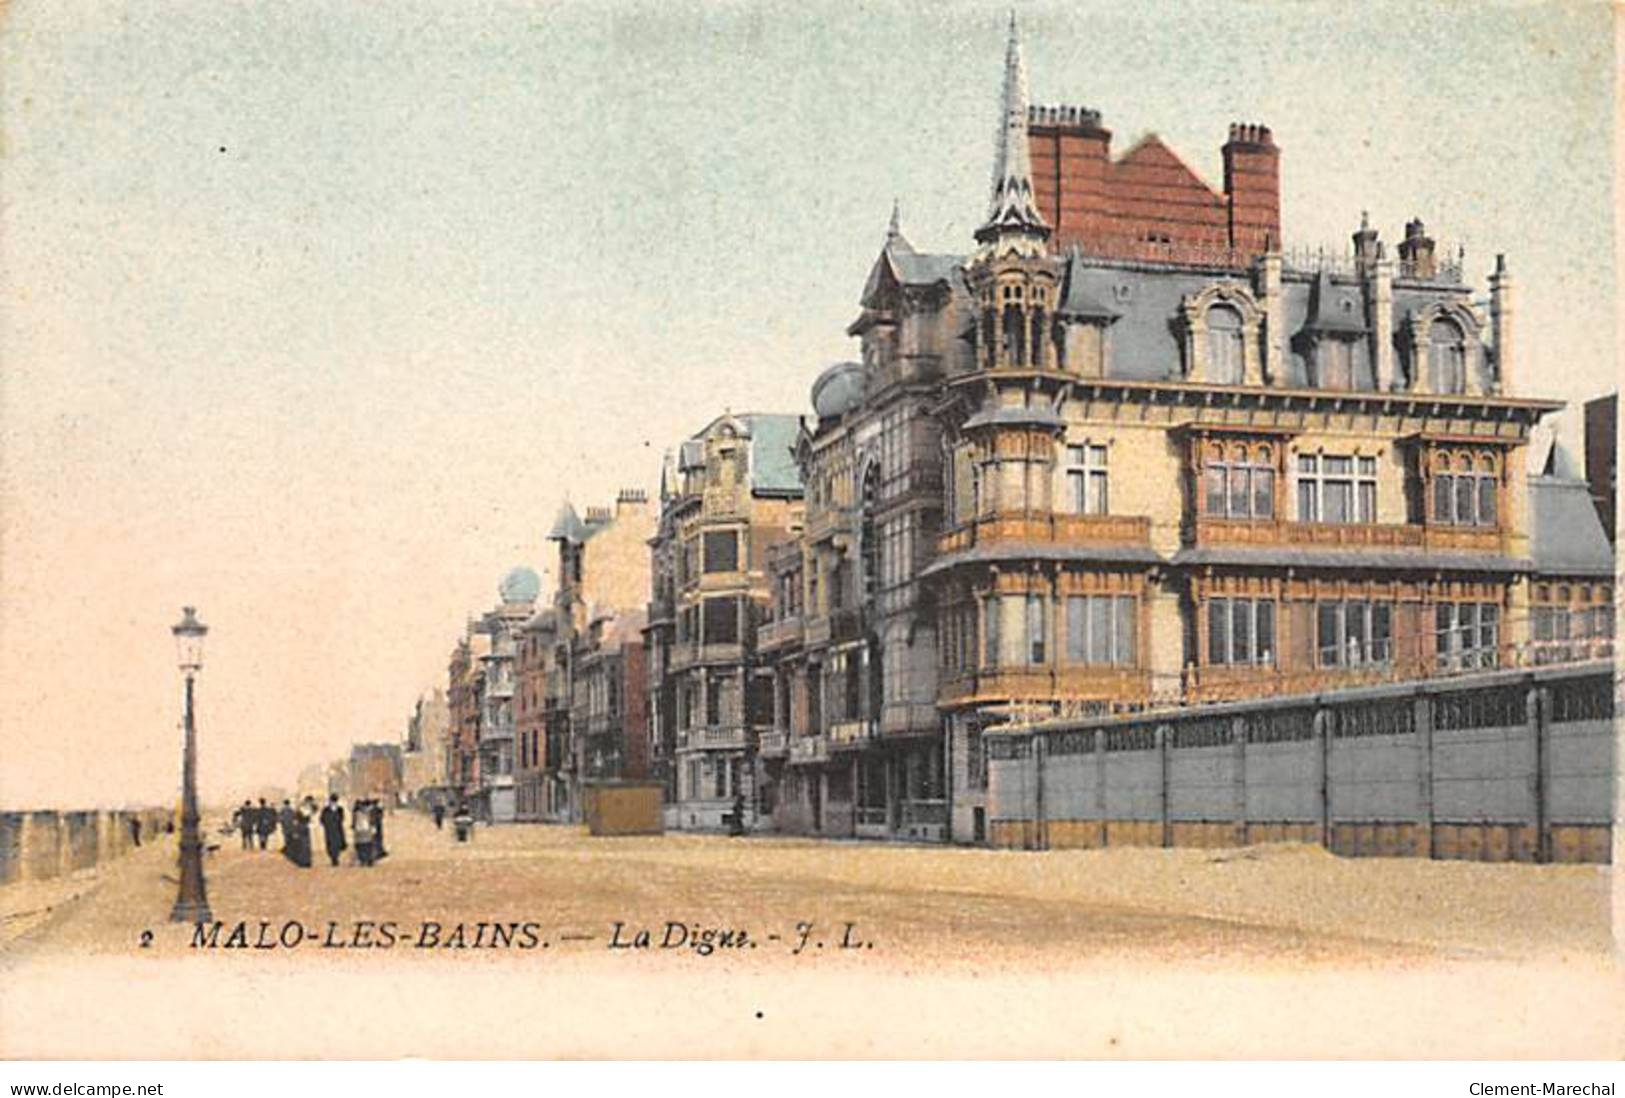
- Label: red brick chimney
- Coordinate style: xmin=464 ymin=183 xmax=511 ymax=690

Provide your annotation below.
xmin=1222 ymin=122 xmax=1280 ymax=255
xmin=1027 ymin=104 xmax=1112 ymax=246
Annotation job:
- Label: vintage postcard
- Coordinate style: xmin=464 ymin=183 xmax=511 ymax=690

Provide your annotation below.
xmin=1 ymin=0 xmax=1620 ymax=1066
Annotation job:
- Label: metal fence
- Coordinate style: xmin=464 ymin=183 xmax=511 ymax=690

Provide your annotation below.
xmin=986 ymin=662 xmax=1613 ymax=862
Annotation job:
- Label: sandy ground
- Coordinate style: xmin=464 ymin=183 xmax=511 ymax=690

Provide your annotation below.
xmin=1 ymin=811 xmax=1619 ymax=1058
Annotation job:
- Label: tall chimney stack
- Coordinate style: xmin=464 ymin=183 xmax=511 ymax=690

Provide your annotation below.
xmin=1490 ymin=253 xmax=1513 ymax=395
xmin=1397 ymin=218 xmax=1436 ymax=279
xmin=1222 ymin=122 xmax=1281 ymax=257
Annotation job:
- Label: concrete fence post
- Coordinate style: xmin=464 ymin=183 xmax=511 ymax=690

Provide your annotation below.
xmin=1033 ymin=732 xmax=1047 ymax=852
xmin=1528 ymin=684 xmax=1548 ymax=864
xmin=1415 ymin=691 xmax=1434 ymax=859
xmin=1093 ymin=727 xmax=1107 ymax=847
xmin=1232 ymin=716 xmax=1248 ymax=846
xmin=1156 ymin=723 xmax=1171 ymax=849
xmin=1313 ymin=708 xmax=1331 ymax=851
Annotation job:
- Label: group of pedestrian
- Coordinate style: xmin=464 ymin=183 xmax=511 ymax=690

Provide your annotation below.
xmin=312 ymin=794 xmax=389 ymax=868
xmin=231 ymin=799 xmax=279 ymax=851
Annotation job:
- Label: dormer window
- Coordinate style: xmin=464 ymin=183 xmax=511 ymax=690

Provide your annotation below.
xmin=1429 ymin=319 xmax=1466 ymax=394
xmin=1207 ymin=305 xmax=1244 ymax=385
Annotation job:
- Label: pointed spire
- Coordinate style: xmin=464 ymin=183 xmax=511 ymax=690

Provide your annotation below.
xmin=887 ymin=198 xmax=901 ymax=242
xmin=975 ymin=12 xmax=1049 ymax=258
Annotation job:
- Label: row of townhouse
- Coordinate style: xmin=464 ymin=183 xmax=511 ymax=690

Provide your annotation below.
xmin=643 ymin=20 xmax=1615 ymax=844
xmin=422 ymin=20 xmax=1613 ymax=843
xmin=440 ymin=493 xmax=656 ymax=824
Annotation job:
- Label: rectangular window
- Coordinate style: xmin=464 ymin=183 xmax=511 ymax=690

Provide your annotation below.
xmin=1065 ymin=594 xmax=1139 ymax=667
xmin=1206 ymin=449 xmax=1275 ymax=519
xmin=1067 ymin=444 xmax=1109 ymax=515
xmin=1432 ymin=470 xmax=1499 ymax=526
xmin=1115 ymin=595 xmax=1137 ymax=666
xmin=1435 ymin=602 xmax=1500 ymax=669
xmin=703 ymin=597 xmax=740 ymax=644
xmin=1477 ymin=477 xmax=1498 ymax=526
xmin=705 ymin=678 xmax=724 ymax=726
xmin=1209 ymin=599 xmax=1231 ymax=665
xmin=1316 ymin=601 xmax=1394 ymax=668
xmin=703 ymin=530 xmax=740 ymax=573
xmin=983 ymin=597 xmax=1000 ymax=669
xmin=1206 ymin=464 xmax=1227 ymax=516
xmin=1299 ymin=454 xmax=1376 ymax=524
xmin=1025 ymin=595 xmax=1046 ymax=665
xmin=1209 ymin=598 xmax=1274 ymax=666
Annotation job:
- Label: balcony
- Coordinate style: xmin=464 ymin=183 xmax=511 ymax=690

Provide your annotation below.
xmin=1191 ymin=518 xmax=1504 ymax=556
xmin=880 ymin=701 xmax=939 ymax=737
xmin=686 ymin=724 xmax=751 ymax=750
xmin=757 ymin=729 xmax=789 ymax=758
xmin=938 ymin=666 xmax=1152 ymax=708
xmin=702 ymin=484 xmax=748 ymax=519
xmin=939 ymin=512 xmax=1152 ymax=555
xmin=757 ymin=615 xmax=804 ymax=653
xmin=828 ymin=718 xmax=876 ymax=751
xmin=789 ymin=734 xmax=829 ymax=765
xmin=803 ymin=606 xmax=863 ymax=649
xmin=805 ymin=505 xmax=855 ymax=545
xmin=669 ymin=640 xmax=749 ymax=671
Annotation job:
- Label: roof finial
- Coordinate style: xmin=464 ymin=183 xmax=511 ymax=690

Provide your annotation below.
xmin=975 ymin=10 xmax=1049 ymax=257
xmin=887 ymin=198 xmax=901 ymax=241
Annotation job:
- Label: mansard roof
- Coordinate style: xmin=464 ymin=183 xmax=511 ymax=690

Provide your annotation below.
xmin=1300 ymin=270 xmax=1368 ymax=336
xmin=681 ymin=411 xmax=804 ymax=495
xmin=1530 ymin=476 xmax=1614 ymax=577
xmin=1056 ymin=249 xmax=1121 ymax=320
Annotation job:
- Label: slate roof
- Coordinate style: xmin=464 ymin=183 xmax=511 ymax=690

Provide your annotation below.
xmin=680 ymin=412 xmax=805 ymax=495
xmin=741 ymin=413 xmax=804 ymax=494
xmin=1057 ymin=249 xmax=1121 ymax=320
xmin=1530 ymin=476 xmax=1614 ymax=577
xmin=961 ymin=405 xmax=1065 ymax=431
xmin=1300 ymin=270 xmax=1368 ymax=336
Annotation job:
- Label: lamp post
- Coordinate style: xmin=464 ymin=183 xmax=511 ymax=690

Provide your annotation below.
xmin=170 ymin=606 xmax=211 ymax=924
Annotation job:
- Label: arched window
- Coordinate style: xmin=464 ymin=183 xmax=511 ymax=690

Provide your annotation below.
xmin=1030 ymin=308 xmax=1046 ymax=369
xmin=1207 ymin=304 xmax=1244 ymax=384
xmin=1002 ymin=304 xmax=1025 ymax=367
xmin=981 ymin=309 xmax=996 ymax=368
xmin=1429 ymin=319 xmax=1466 ymax=394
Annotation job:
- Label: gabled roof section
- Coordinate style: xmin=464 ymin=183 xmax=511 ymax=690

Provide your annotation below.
xmin=859 ymin=212 xmax=962 ymax=312
xmin=1530 ymin=476 xmax=1615 ymax=577
xmin=1110 ymin=134 xmax=1225 ymax=201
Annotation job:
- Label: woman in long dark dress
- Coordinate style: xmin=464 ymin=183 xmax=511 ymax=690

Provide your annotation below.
xmin=369 ymin=800 xmax=387 ymax=861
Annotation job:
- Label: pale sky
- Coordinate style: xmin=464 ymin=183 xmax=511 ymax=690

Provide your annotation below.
xmin=0 ymin=0 xmax=1616 ymax=808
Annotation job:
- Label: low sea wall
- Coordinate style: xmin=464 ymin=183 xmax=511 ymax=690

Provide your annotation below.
xmin=0 ymin=808 xmax=172 ymax=885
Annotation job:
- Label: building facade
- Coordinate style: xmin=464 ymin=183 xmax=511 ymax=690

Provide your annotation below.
xmin=750 ymin=18 xmax=1586 ymax=845
xmin=648 ymin=414 xmax=804 ymax=831
xmin=546 ymin=491 xmax=655 ymax=820
xmin=401 ymin=688 xmax=451 ymax=805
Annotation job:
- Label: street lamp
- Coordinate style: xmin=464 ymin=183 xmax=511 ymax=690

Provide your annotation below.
xmin=170 ymin=606 xmax=211 ymax=924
